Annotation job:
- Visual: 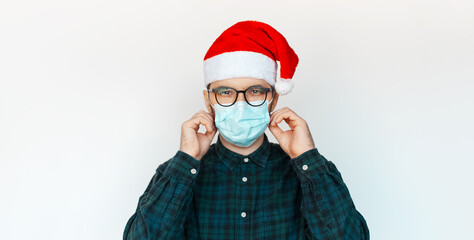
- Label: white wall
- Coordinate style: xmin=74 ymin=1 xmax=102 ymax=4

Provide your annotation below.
xmin=1 ymin=0 xmax=473 ymax=239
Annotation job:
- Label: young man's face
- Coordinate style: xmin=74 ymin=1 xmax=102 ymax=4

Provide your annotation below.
xmin=202 ymin=77 xmax=279 ymax=118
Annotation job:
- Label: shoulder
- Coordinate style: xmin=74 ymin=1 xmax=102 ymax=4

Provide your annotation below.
xmin=158 ymin=144 xmax=219 ymax=173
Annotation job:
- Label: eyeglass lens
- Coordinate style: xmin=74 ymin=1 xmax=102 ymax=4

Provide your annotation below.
xmin=215 ymin=87 xmax=269 ymax=106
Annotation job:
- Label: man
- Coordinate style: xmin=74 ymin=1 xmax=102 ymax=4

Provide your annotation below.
xmin=123 ymin=20 xmax=369 ymax=239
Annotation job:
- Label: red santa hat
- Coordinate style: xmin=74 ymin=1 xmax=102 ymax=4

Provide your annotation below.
xmin=203 ymin=20 xmax=299 ymax=96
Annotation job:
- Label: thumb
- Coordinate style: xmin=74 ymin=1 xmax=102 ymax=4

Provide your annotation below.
xmin=205 ymin=126 xmax=217 ymax=140
xmin=268 ymin=122 xmax=283 ymax=141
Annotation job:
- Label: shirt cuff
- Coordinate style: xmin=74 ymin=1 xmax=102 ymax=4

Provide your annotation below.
xmin=290 ymin=147 xmax=329 ymax=181
xmin=163 ymin=150 xmax=201 ymax=183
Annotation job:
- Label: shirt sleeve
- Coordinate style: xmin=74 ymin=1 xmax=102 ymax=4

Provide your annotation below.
xmin=290 ymin=148 xmax=370 ymax=240
xmin=123 ymin=150 xmax=201 ymax=240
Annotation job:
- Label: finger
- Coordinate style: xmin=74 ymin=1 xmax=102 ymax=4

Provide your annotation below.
xmin=199 ymin=110 xmax=215 ymax=123
xmin=196 ymin=111 xmax=214 ymax=126
xmin=204 ymin=125 xmax=217 ymax=139
xmin=270 ymin=107 xmax=292 ymax=123
xmin=192 ymin=111 xmax=215 ymax=129
xmin=199 ymin=115 xmax=215 ymax=133
xmin=270 ymin=108 xmax=286 ymax=122
xmin=193 ymin=110 xmax=211 ymax=119
xmin=273 ymin=111 xmax=302 ymax=130
xmin=268 ymin=120 xmax=284 ymax=140
xmin=203 ymin=112 xmax=216 ymax=129
xmin=186 ymin=115 xmax=215 ymax=133
xmin=191 ymin=110 xmax=206 ymax=118
xmin=270 ymin=108 xmax=288 ymax=126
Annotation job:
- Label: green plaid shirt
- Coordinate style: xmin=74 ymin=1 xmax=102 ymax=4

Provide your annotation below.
xmin=123 ymin=133 xmax=369 ymax=239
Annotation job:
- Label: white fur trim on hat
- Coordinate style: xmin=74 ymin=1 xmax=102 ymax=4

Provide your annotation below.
xmin=203 ymin=51 xmax=277 ymax=87
xmin=274 ymin=78 xmax=294 ymax=96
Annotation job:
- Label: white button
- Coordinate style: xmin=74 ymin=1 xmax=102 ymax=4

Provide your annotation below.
xmin=302 ymin=165 xmax=308 ymax=170
xmin=242 ymin=177 xmax=247 ymax=182
xmin=241 ymin=212 xmax=246 ymax=218
xmin=190 ymin=168 xmax=197 ymax=174
xmin=244 ymin=157 xmax=249 ymax=163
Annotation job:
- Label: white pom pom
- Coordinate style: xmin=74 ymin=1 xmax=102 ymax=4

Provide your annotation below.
xmin=274 ymin=78 xmax=294 ymax=96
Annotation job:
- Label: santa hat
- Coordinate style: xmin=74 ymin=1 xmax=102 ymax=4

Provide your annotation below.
xmin=203 ymin=20 xmax=299 ymax=96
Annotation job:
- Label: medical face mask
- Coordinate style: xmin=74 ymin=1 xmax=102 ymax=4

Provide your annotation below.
xmin=213 ymin=100 xmax=271 ymax=147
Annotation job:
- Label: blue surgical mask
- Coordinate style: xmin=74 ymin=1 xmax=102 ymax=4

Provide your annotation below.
xmin=213 ymin=100 xmax=270 ymax=147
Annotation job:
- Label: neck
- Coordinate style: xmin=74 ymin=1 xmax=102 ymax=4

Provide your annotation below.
xmin=219 ymin=133 xmax=264 ymax=156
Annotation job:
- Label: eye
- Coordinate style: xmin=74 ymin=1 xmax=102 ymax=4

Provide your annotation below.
xmin=249 ymin=87 xmax=265 ymax=94
xmin=217 ymin=88 xmax=233 ymax=96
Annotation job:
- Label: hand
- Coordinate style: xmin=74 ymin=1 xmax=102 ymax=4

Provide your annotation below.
xmin=180 ymin=110 xmax=217 ymax=160
xmin=268 ymin=107 xmax=316 ymax=159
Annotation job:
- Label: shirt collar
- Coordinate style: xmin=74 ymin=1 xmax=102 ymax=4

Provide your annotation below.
xmin=215 ymin=132 xmax=271 ymax=171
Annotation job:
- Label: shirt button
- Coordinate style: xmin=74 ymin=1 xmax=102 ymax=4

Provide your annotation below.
xmin=190 ymin=168 xmax=197 ymax=174
xmin=242 ymin=177 xmax=247 ymax=182
xmin=243 ymin=157 xmax=249 ymax=163
xmin=302 ymin=165 xmax=308 ymax=171
xmin=241 ymin=212 xmax=246 ymax=218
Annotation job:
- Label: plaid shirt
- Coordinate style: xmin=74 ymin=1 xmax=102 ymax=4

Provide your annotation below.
xmin=123 ymin=132 xmax=369 ymax=239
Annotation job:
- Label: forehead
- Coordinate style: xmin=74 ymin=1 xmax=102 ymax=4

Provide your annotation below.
xmin=210 ymin=77 xmax=272 ymax=88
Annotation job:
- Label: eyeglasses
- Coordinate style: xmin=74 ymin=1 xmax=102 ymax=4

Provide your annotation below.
xmin=207 ymin=86 xmax=273 ymax=107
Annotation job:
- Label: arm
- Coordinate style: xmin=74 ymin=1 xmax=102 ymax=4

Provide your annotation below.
xmin=290 ymin=148 xmax=370 ymax=240
xmin=123 ymin=150 xmax=200 ymax=240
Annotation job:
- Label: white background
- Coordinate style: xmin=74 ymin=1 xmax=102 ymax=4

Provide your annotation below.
xmin=1 ymin=0 xmax=473 ymax=239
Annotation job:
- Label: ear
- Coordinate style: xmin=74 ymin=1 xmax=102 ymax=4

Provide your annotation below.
xmin=269 ymin=92 xmax=279 ymax=113
xmin=203 ymin=89 xmax=214 ymax=115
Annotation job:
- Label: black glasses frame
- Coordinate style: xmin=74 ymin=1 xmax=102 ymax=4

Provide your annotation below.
xmin=207 ymin=86 xmax=274 ymax=107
